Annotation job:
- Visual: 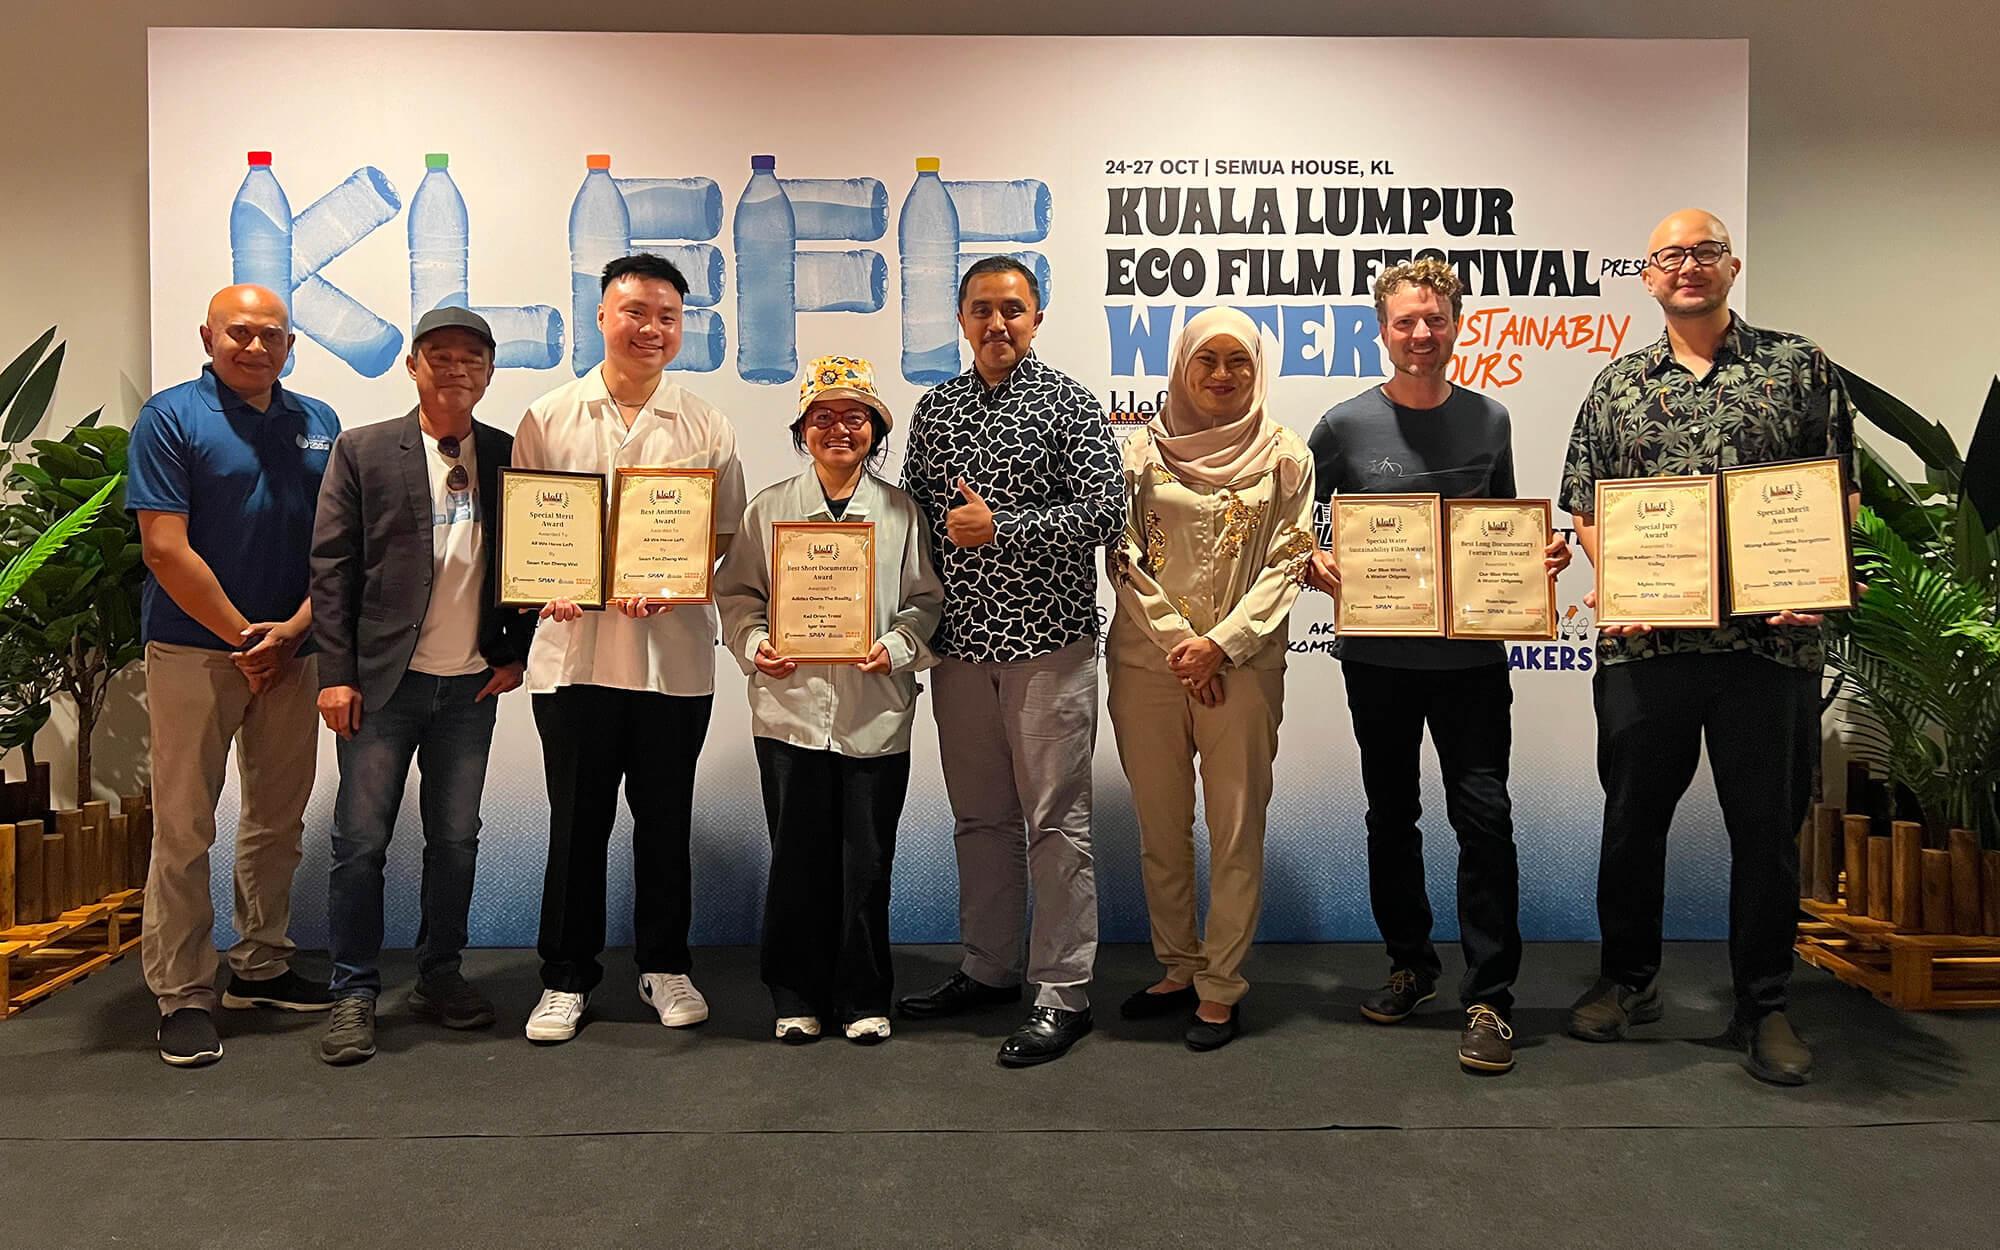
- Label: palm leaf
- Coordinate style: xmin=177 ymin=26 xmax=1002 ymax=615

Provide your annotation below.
xmin=0 ymin=473 xmax=121 ymax=606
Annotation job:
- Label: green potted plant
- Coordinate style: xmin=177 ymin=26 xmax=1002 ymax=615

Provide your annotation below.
xmin=1831 ymin=368 xmax=2000 ymax=850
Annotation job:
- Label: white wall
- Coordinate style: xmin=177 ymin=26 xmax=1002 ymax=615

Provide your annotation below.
xmin=4 ymin=0 xmax=1996 ymax=805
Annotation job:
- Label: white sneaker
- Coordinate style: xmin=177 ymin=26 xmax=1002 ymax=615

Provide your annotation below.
xmin=638 ymin=973 xmax=709 ymax=1027
xmin=775 ymin=1016 xmax=821 ymax=1043
xmin=844 ymin=1016 xmax=892 ymax=1044
xmin=525 ymin=989 xmax=588 ymax=1043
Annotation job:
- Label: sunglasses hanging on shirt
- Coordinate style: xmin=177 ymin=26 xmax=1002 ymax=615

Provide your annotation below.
xmin=437 ymin=434 xmax=469 ymax=492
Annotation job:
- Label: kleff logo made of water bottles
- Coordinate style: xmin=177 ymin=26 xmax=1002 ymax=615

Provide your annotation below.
xmin=227 ymin=152 xmax=1053 ymax=386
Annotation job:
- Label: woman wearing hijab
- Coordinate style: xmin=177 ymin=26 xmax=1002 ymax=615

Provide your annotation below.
xmin=1106 ymin=307 xmax=1316 ymax=1051
xmin=715 ymin=355 xmax=943 ymax=1046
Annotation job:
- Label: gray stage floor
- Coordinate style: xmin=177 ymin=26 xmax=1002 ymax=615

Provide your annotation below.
xmin=3 ymin=942 xmax=1998 ymax=1248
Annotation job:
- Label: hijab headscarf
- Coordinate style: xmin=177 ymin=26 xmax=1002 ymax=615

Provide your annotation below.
xmin=1151 ymin=306 xmax=1281 ymax=489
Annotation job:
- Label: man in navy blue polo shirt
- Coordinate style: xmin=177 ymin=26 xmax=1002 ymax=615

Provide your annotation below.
xmin=127 ymin=284 xmax=341 ymax=1067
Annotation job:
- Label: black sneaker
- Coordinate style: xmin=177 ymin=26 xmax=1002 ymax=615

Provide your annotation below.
xmin=157 ymin=1007 xmax=223 ymax=1068
xmin=318 ymin=996 xmax=377 ymax=1066
xmin=409 ymin=973 xmax=496 ymax=1030
xmin=1566 ymin=976 xmax=1662 ymax=1042
xmin=897 ymin=972 xmax=1024 ymax=1020
xmin=222 ymin=969 xmax=334 ymax=1012
xmin=1729 ymin=1011 xmax=1813 ymax=1086
xmin=1359 ymin=969 xmax=1437 ymax=1024
xmin=1458 ymin=1003 xmax=1516 ymax=1074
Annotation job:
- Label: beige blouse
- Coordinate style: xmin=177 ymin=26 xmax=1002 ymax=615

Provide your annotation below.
xmin=1107 ymin=423 xmax=1316 ymax=672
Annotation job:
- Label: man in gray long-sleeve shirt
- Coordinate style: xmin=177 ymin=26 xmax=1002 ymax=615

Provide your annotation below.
xmin=893 ymin=256 xmax=1125 ymax=1068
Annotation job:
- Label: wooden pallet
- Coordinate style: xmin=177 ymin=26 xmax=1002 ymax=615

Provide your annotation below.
xmin=1797 ymin=898 xmax=2000 ymax=1010
xmin=0 ymin=888 xmax=143 ymax=1020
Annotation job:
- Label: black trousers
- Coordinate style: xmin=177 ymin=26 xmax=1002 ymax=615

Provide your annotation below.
xmin=533 ymin=685 xmax=712 ymax=993
xmin=1593 ymin=652 xmax=1817 ymax=1020
xmin=754 ymin=737 xmax=909 ymax=1024
xmin=1342 ymin=660 xmax=1522 ymax=1015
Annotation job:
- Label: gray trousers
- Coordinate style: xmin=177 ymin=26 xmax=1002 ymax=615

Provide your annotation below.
xmin=932 ymin=640 xmax=1100 ymax=1010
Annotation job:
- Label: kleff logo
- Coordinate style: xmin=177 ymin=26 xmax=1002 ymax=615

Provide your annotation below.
xmin=1761 ymin=481 xmax=1799 ymax=504
xmin=807 ymin=542 xmax=840 ymax=559
xmin=1369 ymin=515 xmax=1403 ymax=536
xmin=1483 ymin=518 xmax=1514 ymax=538
xmin=1638 ymin=499 xmax=1674 ymax=518
xmin=538 ymin=490 xmax=568 ymax=506
xmin=650 ymin=487 xmax=681 ymax=505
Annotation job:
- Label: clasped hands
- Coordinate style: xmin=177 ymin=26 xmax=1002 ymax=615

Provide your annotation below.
xmin=233 ymin=618 xmax=308 ymax=694
xmin=1168 ymin=636 xmax=1227 ymax=707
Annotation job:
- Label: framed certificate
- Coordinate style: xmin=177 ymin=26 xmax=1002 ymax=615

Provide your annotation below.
xmin=1721 ymin=457 xmax=1856 ymax=616
xmin=1331 ymin=493 xmax=1444 ymax=637
xmin=496 ymin=468 xmax=606 ymax=608
xmin=769 ymin=522 xmax=877 ymax=663
xmin=1592 ymin=475 xmax=1722 ymax=628
xmin=607 ymin=467 xmax=717 ymax=605
xmin=1444 ymin=499 xmax=1557 ymax=641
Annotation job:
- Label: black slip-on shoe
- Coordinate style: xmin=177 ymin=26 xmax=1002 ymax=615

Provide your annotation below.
xmin=1184 ymin=1007 xmax=1241 ymax=1052
xmin=157 ymin=1007 xmax=223 ymax=1068
xmin=1120 ymin=983 xmax=1198 ymax=1020
xmin=222 ymin=969 xmax=334 ymax=1012
xmin=1729 ymin=1011 xmax=1813 ymax=1086
xmin=1566 ymin=976 xmax=1662 ymax=1042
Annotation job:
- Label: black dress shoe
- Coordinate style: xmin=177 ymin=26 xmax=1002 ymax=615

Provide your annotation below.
xmin=1184 ymin=1007 xmax=1241 ymax=1052
xmin=897 ymin=972 xmax=1023 ymax=1019
xmin=1119 ymin=983 xmax=1198 ymax=1020
xmin=998 ymin=1006 xmax=1092 ymax=1067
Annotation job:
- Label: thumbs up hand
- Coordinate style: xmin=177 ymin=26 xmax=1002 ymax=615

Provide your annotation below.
xmin=946 ymin=478 xmax=997 ymax=548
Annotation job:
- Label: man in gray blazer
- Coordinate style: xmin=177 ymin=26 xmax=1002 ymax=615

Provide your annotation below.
xmin=308 ymin=307 xmax=535 ymax=1065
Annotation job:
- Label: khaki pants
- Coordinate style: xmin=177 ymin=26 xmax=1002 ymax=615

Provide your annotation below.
xmin=1108 ymin=660 xmax=1284 ymax=1005
xmin=141 ymin=642 xmax=319 ymax=1014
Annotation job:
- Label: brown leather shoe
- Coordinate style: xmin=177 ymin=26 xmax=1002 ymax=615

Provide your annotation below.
xmin=1458 ymin=1003 xmax=1515 ymax=1074
xmin=1730 ymin=1011 xmax=1813 ymax=1086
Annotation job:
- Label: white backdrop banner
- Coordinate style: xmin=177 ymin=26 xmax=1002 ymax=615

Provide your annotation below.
xmin=147 ymin=29 xmax=1750 ymax=950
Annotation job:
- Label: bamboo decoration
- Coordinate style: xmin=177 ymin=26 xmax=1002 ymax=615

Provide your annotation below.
xmin=108 ymin=814 xmax=129 ymax=894
xmin=1842 ymin=814 xmax=1871 ymax=915
xmin=1811 ymin=804 xmax=1840 ymax=903
xmin=15 ymin=819 xmax=43 ymax=925
xmin=42 ymin=827 xmax=66 ymax=919
xmin=1984 ymin=851 xmax=2000 ymax=937
xmin=52 ymin=810 xmax=83 ymax=911
xmin=81 ymin=800 xmax=110 ymax=903
xmin=1867 ymin=836 xmax=1893 ymax=921
xmin=0 ymin=823 xmax=13 ymax=930
xmin=1892 ymin=821 xmax=1923 ymax=929
xmin=1920 ymin=848 xmax=1954 ymax=934
xmin=127 ymin=794 xmax=152 ymax=891
xmin=1948 ymin=829 xmax=1982 ymax=938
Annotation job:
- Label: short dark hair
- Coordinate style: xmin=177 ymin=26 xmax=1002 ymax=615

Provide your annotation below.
xmin=790 ymin=411 xmax=891 ymax=468
xmin=601 ymin=252 xmax=690 ymax=296
xmin=956 ymin=255 xmax=1040 ymax=310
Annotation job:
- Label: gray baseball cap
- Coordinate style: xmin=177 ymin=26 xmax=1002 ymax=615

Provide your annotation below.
xmin=412 ymin=306 xmax=496 ymax=350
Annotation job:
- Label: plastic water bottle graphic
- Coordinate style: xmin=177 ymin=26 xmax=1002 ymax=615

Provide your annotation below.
xmin=569 ymin=154 xmax=632 ymax=374
xmin=786 ymin=178 xmax=888 ymax=242
xmin=230 ymin=151 xmax=292 ymax=302
xmin=958 ymin=251 xmax=1054 ymax=305
xmin=942 ymin=179 xmax=1052 ymax=243
xmin=797 ymin=251 xmax=888 ymax=313
xmin=292 ymin=275 xmax=403 ymax=378
xmin=900 ymin=158 xmax=962 ymax=384
xmin=409 ymin=153 xmax=563 ymax=370
xmin=409 ymin=153 xmax=470 ymax=314
xmin=290 ymin=167 xmax=400 ymax=288
xmin=735 ymin=155 xmax=797 ymax=384
xmin=620 ymin=178 xmax=723 ymax=241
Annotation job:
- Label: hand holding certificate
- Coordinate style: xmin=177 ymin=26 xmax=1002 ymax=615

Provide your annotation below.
xmin=1445 ymin=499 xmax=1557 ymax=640
xmin=1721 ymin=458 xmax=1855 ymax=617
xmin=1592 ymin=475 xmax=1722 ymax=628
xmin=769 ymin=522 xmax=876 ymax=662
xmin=497 ymin=468 xmax=606 ymax=608
xmin=608 ymin=467 xmax=718 ymax=605
xmin=1331 ymin=494 xmax=1444 ymax=636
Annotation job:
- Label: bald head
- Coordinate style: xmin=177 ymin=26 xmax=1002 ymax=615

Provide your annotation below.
xmin=1647 ymin=209 xmax=1733 ymax=256
xmin=200 ymin=284 xmax=294 ymax=404
xmin=205 ymin=284 xmax=290 ymax=331
xmin=1640 ymin=208 xmax=1740 ymax=323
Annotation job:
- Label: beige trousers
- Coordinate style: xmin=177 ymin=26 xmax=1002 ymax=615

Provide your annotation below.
xmin=1107 ymin=660 xmax=1284 ymax=1005
xmin=141 ymin=642 xmax=319 ymax=1014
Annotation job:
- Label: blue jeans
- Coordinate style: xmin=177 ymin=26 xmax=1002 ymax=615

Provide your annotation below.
xmin=329 ymin=670 xmax=498 ymax=999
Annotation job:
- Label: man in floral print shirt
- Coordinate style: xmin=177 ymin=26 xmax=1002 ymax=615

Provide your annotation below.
xmin=1559 ymin=209 xmax=1857 ymax=1086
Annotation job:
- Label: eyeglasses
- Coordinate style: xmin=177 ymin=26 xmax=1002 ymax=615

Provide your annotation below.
xmin=437 ymin=435 xmax=469 ymax=492
xmin=1648 ymin=241 xmax=1731 ymax=271
xmin=805 ymin=410 xmax=872 ymax=431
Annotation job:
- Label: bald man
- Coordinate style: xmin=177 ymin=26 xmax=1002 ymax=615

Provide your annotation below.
xmin=1558 ymin=212 xmax=1856 ymax=1085
xmin=128 ymin=285 xmax=341 ymax=1067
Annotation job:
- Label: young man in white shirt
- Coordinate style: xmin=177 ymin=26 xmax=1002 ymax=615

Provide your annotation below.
xmin=513 ymin=254 xmax=749 ymax=1043
xmin=309 ymin=308 xmax=534 ymax=1065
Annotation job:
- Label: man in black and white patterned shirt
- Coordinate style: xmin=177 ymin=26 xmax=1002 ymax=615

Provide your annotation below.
xmin=895 ymin=256 xmax=1124 ymax=1067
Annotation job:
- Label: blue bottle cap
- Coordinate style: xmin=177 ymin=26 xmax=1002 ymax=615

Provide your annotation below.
xmin=751 ymin=154 xmax=777 ymax=171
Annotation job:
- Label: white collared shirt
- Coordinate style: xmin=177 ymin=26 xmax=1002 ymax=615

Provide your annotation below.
xmin=714 ymin=469 xmax=944 ymax=757
xmin=513 ymin=368 xmax=749 ymax=696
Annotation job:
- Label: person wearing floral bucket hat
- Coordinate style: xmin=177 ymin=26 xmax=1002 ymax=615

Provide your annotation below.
xmin=716 ymin=354 xmax=943 ymax=1045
